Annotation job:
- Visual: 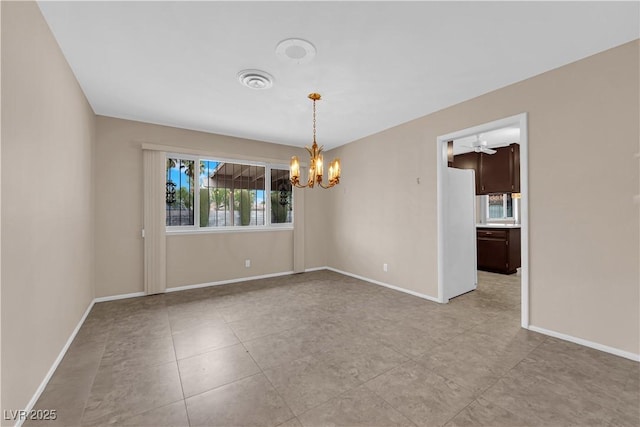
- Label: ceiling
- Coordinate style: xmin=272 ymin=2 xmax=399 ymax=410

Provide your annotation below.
xmin=37 ymin=2 xmax=639 ymax=150
xmin=452 ymin=127 xmax=520 ymax=155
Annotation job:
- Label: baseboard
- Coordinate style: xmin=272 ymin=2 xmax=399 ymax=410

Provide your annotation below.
xmin=303 ymin=266 xmax=328 ymax=273
xmin=325 ymin=267 xmax=440 ymax=303
xmin=528 ymin=325 xmax=640 ymax=362
xmin=94 ymin=291 xmax=146 ymax=303
xmin=16 ymin=299 xmax=95 ymax=427
xmin=165 ymin=270 xmax=295 ymax=293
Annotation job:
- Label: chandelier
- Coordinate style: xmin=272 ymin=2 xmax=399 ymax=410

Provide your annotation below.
xmin=290 ymin=93 xmax=341 ymax=189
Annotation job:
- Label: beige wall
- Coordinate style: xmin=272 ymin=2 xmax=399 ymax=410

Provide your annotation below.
xmin=94 ymin=116 xmax=327 ymax=296
xmin=303 ymin=179 xmax=329 ymax=270
xmin=325 ymin=118 xmax=437 ymax=293
xmin=1 ymin=0 xmax=4 ymax=415
xmin=167 ymin=231 xmax=293 ymax=288
xmin=325 ymin=40 xmax=640 ymax=354
xmin=1 ymin=1 xmax=96 ymax=419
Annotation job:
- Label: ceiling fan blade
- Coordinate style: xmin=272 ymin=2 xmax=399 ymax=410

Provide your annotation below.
xmin=482 ymin=147 xmax=497 ymax=154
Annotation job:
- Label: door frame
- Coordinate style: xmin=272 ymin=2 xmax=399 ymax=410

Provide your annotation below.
xmin=436 ymin=113 xmax=529 ymax=328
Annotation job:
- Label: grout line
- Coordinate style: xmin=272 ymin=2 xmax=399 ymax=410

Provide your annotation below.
xmin=273 ymin=336 xmax=414 ymax=420
xmin=85 ymin=302 xmax=186 ymax=426
xmin=251 ymin=331 xmax=375 ymax=419
xmin=444 ymin=343 xmax=546 ymax=426
xmin=442 ymin=397 xmax=480 ymax=426
xmin=170 ymin=311 xmax=262 ymax=406
xmin=230 ymin=325 xmax=299 ymax=420
xmin=182 ymin=397 xmax=192 ymax=427
xmin=180 ymin=369 xmax=264 ymax=401
xmin=227 ymin=323 xmax=302 ymax=345
xmin=173 ymin=339 xmax=242 ymax=363
xmin=293 ymin=381 xmax=364 ymax=420
xmin=294 ymin=370 xmax=421 ymax=427
xmin=119 ymin=398 xmax=189 ymax=425
xmin=169 ymin=308 xmax=189 ymax=408
xmin=82 ymin=307 xmax=183 ymax=426
xmin=360 ymin=373 xmax=420 ymax=427
xmin=77 ymin=310 xmax=112 ymax=426
xmin=442 ymin=336 xmax=549 ymax=426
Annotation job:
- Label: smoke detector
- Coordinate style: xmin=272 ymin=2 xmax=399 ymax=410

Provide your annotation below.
xmin=275 ymin=38 xmax=316 ymax=64
xmin=237 ymin=69 xmax=274 ymax=90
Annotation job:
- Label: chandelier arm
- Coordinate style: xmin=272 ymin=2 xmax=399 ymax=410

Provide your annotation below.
xmin=317 ymin=181 xmax=336 ymax=189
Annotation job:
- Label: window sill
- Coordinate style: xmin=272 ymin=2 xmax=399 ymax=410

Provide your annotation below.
xmin=166 ymin=226 xmax=293 ymax=236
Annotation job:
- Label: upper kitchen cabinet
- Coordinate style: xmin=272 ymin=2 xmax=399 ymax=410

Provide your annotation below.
xmin=480 ymin=143 xmax=520 ymax=194
xmin=452 ymin=143 xmax=520 ymax=195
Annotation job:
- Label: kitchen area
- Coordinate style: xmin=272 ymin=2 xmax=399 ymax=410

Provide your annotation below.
xmin=449 ymin=126 xmax=522 ymax=276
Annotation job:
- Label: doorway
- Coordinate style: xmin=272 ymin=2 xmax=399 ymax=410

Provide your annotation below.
xmin=436 ymin=113 xmax=529 ymax=328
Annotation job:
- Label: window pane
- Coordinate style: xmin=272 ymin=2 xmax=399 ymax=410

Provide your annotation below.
xmin=505 ymin=194 xmax=513 ymax=218
xmin=488 ymin=194 xmax=504 ymax=219
xmin=201 ymin=160 xmax=265 ymax=227
xmin=166 ymin=157 xmax=194 ymax=226
xmin=271 ymin=169 xmax=292 ymax=223
xmin=487 ymin=193 xmax=514 ymax=219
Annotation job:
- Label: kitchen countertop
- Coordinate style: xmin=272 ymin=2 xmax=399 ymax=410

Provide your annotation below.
xmin=476 ymin=223 xmax=521 ymax=228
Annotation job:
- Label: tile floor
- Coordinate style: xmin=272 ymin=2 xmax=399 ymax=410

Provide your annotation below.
xmin=26 ymin=270 xmax=639 ymax=427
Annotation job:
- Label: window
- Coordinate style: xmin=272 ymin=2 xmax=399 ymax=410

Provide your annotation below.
xmin=487 ymin=193 xmax=513 ymax=219
xmin=200 ymin=160 xmax=265 ymax=227
xmin=166 ymin=154 xmax=293 ymax=231
xmin=270 ymin=168 xmax=293 ymax=224
xmin=166 ymin=157 xmax=195 ymax=226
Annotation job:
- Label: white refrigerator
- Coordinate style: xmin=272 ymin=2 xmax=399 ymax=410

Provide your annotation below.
xmin=443 ymin=167 xmax=477 ymax=301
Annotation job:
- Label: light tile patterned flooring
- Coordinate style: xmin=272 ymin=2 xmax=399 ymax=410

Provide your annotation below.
xmin=27 ymin=270 xmax=639 ymax=426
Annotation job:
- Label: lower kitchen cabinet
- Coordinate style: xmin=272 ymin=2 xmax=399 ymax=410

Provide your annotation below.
xmin=476 ymin=227 xmax=521 ymax=274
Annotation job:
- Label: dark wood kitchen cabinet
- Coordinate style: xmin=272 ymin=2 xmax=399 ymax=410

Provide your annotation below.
xmin=479 ymin=144 xmax=520 ymax=194
xmin=452 ymin=143 xmax=520 ymax=195
xmin=477 ymin=227 xmax=521 ymax=274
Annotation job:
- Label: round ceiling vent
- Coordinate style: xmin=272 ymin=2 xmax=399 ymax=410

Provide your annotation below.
xmin=275 ymin=38 xmax=316 ymax=64
xmin=237 ymin=69 xmax=274 ymax=90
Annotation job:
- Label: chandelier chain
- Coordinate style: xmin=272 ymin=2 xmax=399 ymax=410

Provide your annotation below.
xmin=312 ymin=98 xmax=317 ymax=143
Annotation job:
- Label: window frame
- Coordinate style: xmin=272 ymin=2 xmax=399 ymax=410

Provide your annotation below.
xmin=485 ymin=193 xmax=515 ymax=220
xmin=166 ymin=153 xmax=293 ymax=234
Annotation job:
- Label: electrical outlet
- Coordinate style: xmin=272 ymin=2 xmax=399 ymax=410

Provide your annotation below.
xmin=245 ymin=259 xmax=251 ymax=268
xmin=383 ymin=263 xmax=388 ymax=272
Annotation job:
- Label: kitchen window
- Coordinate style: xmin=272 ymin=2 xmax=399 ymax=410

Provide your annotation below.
xmin=166 ymin=154 xmax=292 ymax=232
xmin=487 ymin=193 xmax=514 ymax=219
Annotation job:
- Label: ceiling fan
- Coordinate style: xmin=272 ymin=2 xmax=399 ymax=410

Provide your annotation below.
xmin=462 ymin=135 xmax=496 ymax=154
